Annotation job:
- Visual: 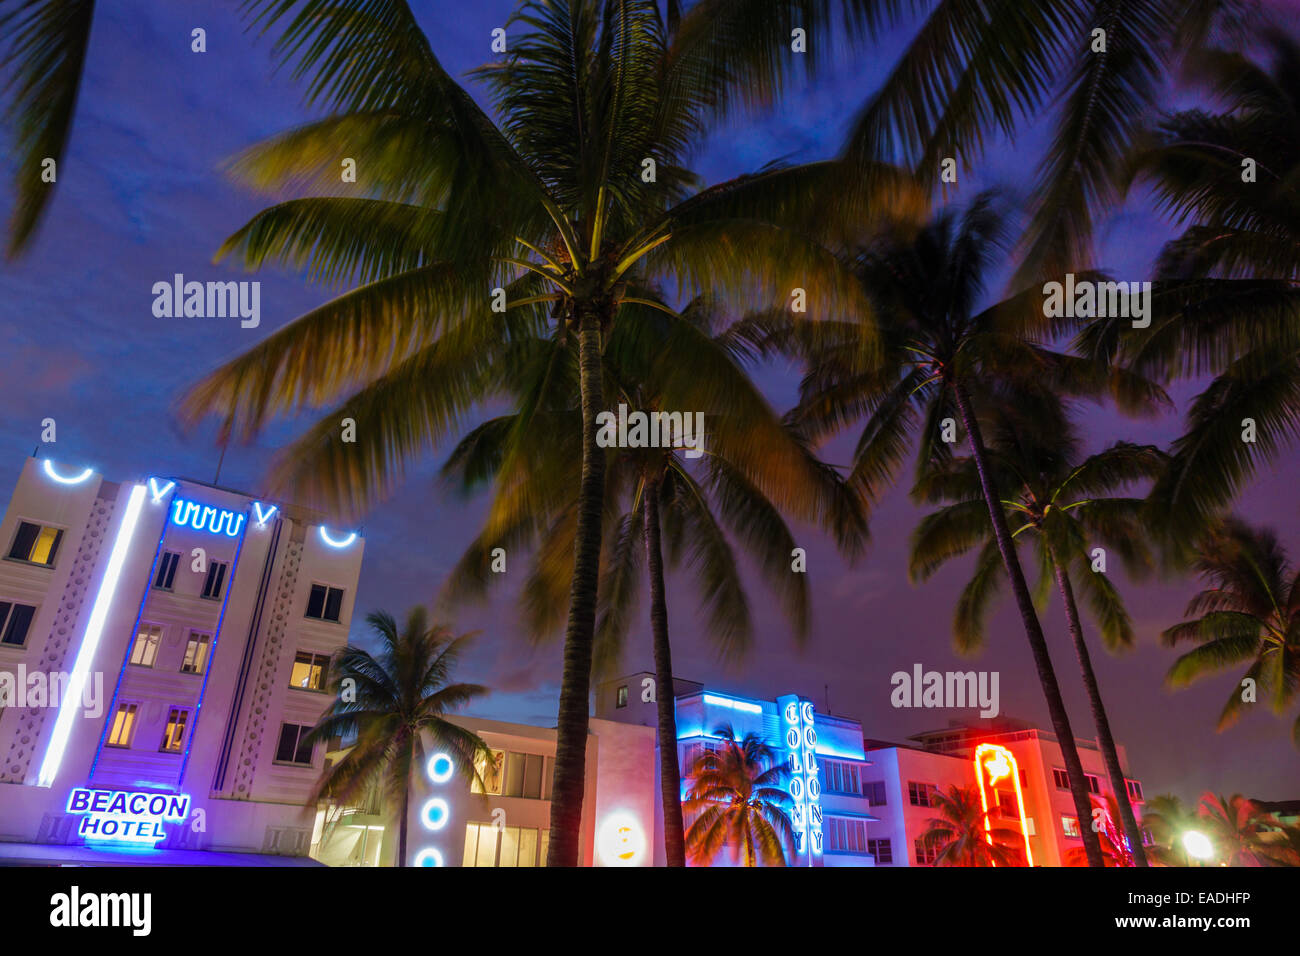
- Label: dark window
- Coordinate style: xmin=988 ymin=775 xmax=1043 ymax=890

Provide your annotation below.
xmin=7 ymin=521 xmax=63 ymax=567
xmin=275 ymin=723 xmax=314 ymax=765
xmin=908 ymin=781 xmax=935 ymax=807
xmin=1052 ymin=768 xmax=1070 ymax=791
xmin=915 ymin=837 xmax=938 ymax=865
xmin=0 ymin=602 xmax=36 ymax=646
xmin=864 ymin=781 xmax=887 ymax=806
xmin=1085 ymin=773 xmax=1101 ymax=795
xmin=1126 ymin=779 xmax=1144 ymax=803
xmin=868 ymin=838 xmax=892 ymax=864
xmin=200 ymin=561 xmax=227 ymax=600
xmin=154 ymin=551 xmax=180 ymax=589
xmin=615 ymin=685 xmax=628 ymax=708
xmin=306 ymin=584 xmax=344 ymax=622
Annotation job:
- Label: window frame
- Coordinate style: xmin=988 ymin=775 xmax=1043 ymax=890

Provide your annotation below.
xmin=289 ymin=650 xmax=331 ymax=692
xmin=6 ymin=520 xmax=65 ymax=568
xmin=159 ymin=707 xmax=190 ymax=753
xmin=153 ymin=551 xmax=181 ymax=591
xmin=273 ymin=722 xmax=315 ymax=767
xmin=179 ymin=631 xmax=211 ymax=675
xmin=200 ymin=560 xmax=228 ymax=601
xmin=128 ymin=623 xmax=163 ymax=668
xmin=305 ymin=583 xmax=345 ymax=623
xmin=106 ymin=702 xmax=139 ymax=748
xmin=0 ymin=600 xmax=38 ymax=647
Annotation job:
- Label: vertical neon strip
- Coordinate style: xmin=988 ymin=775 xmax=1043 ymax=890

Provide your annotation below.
xmin=89 ymin=485 xmax=175 ymax=779
xmin=177 ymin=507 xmax=249 ymax=786
xmin=37 ymin=484 xmax=147 ymax=788
xmin=973 ymin=743 xmax=1034 ymax=867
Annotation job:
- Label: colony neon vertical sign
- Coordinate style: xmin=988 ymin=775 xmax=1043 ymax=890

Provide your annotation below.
xmin=973 ymin=743 xmax=1034 ymax=866
xmin=778 ymin=695 xmax=823 ymax=865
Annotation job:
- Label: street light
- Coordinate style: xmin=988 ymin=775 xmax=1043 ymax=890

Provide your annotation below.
xmin=1183 ymin=830 xmax=1214 ymax=865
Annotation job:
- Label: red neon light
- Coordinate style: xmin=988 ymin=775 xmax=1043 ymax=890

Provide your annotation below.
xmin=973 ymin=743 xmax=1034 ymax=866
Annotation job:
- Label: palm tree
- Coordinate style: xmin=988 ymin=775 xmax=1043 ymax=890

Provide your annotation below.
xmin=1196 ymin=792 xmax=1291 ymax=866
xmin=776 ymin=192 xmax=1145 ymax=865
xmin=0 ymin=0 xmax=97 ymax=256
xmin=437 ymin=298 xmax=867 ymax=867
xmin=910 ymin=399 xmax=1164 ymax=864
xmin=307 ymin=606 xmax=491 ymax=867
xmin=1142 ymin=793 xmax=1193 ymax=866
xmin=1114 ymin=34 xmax=1300 ymax=545
xmin=179 ymin=0 xmax=898 ymax=865
xmin=920 ymin=784 xmax=1026 ymax=866
xmin=681 ymin=724 xmax=793 ymax=866
xmin=1161 ymin=518 xmax=1300 ymax=747
xmin=1062 ymin=792 xmax=1135 ymax=866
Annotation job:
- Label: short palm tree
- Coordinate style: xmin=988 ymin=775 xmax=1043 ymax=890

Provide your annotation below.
xmin=920 ymin=784 xmax=1025 ymax=867
xmin=1196 ymin=792 xmax=1291 ymax=866
xmin=682 ymin=725 xmax=793 ymax=866
xmin=180 ymin=0 xmax=892 ymax=866
xmin=910 ymin=399 xmax=1164 ymax=865
xmin=776 ymin=192 xmax=1148 ymax=865
xmin=1062 ymin=792 xmax=1136 ymax=866
xmin=1161 ymin=518 xmax=1300 ymax=747
xmin=1142 ymin=793 xmax=1193 ymax=866
xmin=0 ymin=0 xmax=97 ymax=256
xmin=307 ymin=606 xmax=491 ymax=867
xmin=437 ymin=299 xmax=866 ymax=867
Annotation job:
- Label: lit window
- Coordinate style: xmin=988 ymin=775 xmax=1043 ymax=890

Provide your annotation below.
xmin=826 ymin=816 xmax=867 ymax=853
xmin=200 ymin=561 xmax=228 ymax=600
xmin=0 ymin=601 xmax=37 ymax=647
xmin=7 ymin=521 xmax=63 ymax=567
xmin=275 ymin=723 xmax=314 ymax=765
xmin=129 ymin=624 xmax=162 ymax=667
xmin=615 ymin=685 xmax=628 ymax=708
xmin=159 ymin=708 xmax=189 ymax=752
xmin=154 ymin=551 xmax=180 ymax=590
xmin=463 ymin=823 xmax=543 ymax=867
xmin=305 ymin=584 xmax=345 ymax=622
xmin=107 ymin=703 xmax=138 ymax=747
xmin=180 ymin=632 xmax=211 ymax=674
xmin=823 ymin=759 xmax=862 ymax=795
xmin=290 ymin=651 xmax=330 ymax=690
xmin=503 ymin=752 xmax=545 ymax=799
xmin=1062 ymin=815 xmax=1080 ymax=838
xmin=471 ymin=749 xmax=504 ymax=795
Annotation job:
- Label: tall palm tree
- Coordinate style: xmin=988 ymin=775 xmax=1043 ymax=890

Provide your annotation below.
xmin=437 ymin=298 xmax=867 ymax=867
xmin=920 ymin=784 xmax=1026 ymax=866
xmin=775 ymin=193 xmax=1148 ymax=865
xmin=910 ymin=400 xmax=1164 ymax=864
xmin=1196 ymin=791 xmax=1291 ymax=866
xmin=1161 ymin=518 xmax=1300 ymax=747
xmin=0 ymin=0 xmax=96 ymax=256
xmin=1062 ymin=792 xmax=1135 ymax=866
xmin=307 ymin=606 xmax=491 ymax=867
xmin=681 ymin=724 xmax=792 ymax=866
xmin=179 ymin=0 xmax=897 ymax=865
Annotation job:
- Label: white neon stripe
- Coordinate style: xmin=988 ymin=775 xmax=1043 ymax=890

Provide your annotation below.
xmin=702 ymin=693 xmax=763 ymax=714
xmin=37 ymin=483 xmax=147 ymax=788
xmin=148 ymin=478 xmax=174 ymax=503
xmin=318 ymin=527 xmax=357 ymax=548
xmin=43 ymin=460 xmax=95 ymax=485
xmin=253 ymin=502 xmax=278 ymax=526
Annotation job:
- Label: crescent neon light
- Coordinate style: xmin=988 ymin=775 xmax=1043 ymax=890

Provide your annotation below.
xmin=973 ymin=743 xmax=1034 ymax=866
xmin=318 ymin=527 xmax=357 ymax=549
xmin=253 ymin=502 xmax=277 ymax=527
xmin=147 ymin=478 xmax=175 ymax=503
xmin=38 ymin=483 xmax=147 ymax=787
xmin=170 ymin=499 xmax=245 ymax=537
xmin=43 ymin=460 xmax=95 ymax=485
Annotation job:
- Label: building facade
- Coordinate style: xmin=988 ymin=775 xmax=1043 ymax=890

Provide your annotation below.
xmin=0 ymin=457 xmax=363 ymax=864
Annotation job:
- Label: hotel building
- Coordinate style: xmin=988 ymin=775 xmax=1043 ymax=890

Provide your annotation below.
xmin=0 ymin=456 xmax=363 ymax=864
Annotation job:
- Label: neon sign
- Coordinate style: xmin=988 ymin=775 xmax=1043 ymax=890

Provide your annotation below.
xmin=253 ymin=502 xmax=278 ymax=526
xmin=415 ymin=752 xmax=454 ymax=866
xmin=43 ymin=460 xmax=95 ymax=485
xmin=973 ymin=743 xmax=1034 ymax=866
xmin=66 ymin=788 xmax=191 ymax=845
xmin=170 ymin=499 xmax=245 ymax=536
xmin=779 ymin=695 xmax=823 ymax=864
xmin=318 ymin=527 xmax=357 ymax=549
xmin=148 ymin=477 xmax=174 ymax=503
xmin=598 ymin=812 xmax=646 ymax=866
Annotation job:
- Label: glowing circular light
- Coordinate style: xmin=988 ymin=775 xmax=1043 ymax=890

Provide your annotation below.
xmin=421 ymin=798 xmax=449 ymax=831
xmin=597 ymin=812 xmax=645 ymax=866
xmin=1183 ymin=830 xmax=1214 ymax=860
xmin=413 ymin=847 xmax=444 ymax=867
xmin=43 ymin=460 xmax=94 ymax=485
xmin=318 ymin=527 xmax=358 ymax=549
xmin=427 ymin=752 xmax=454 ymax=784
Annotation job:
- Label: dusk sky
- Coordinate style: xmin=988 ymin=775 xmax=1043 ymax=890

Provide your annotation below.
xmin=1 ymin=1 xmax=1297 ymax=804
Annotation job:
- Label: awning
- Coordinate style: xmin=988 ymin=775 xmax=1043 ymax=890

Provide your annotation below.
xmin=0 ymin=841 xmax=327 ymax=867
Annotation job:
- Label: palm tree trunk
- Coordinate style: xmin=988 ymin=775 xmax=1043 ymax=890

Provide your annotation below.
xmin=548 ymin=304 xmax=608 ymax=866
xmin=1047 ymin=550 xmax=1149 ymax=866
xmin=643 ymin=473 xmax=687 ymax=866
xmin=951 ymin=381 xmax=1104 ymax=867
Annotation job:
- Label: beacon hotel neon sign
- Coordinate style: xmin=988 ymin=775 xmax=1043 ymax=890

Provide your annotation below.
xmin=67 ymin=788 xmax=191 ymax=845
xmin=778 ymin=695 xmax=823 ymax=864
